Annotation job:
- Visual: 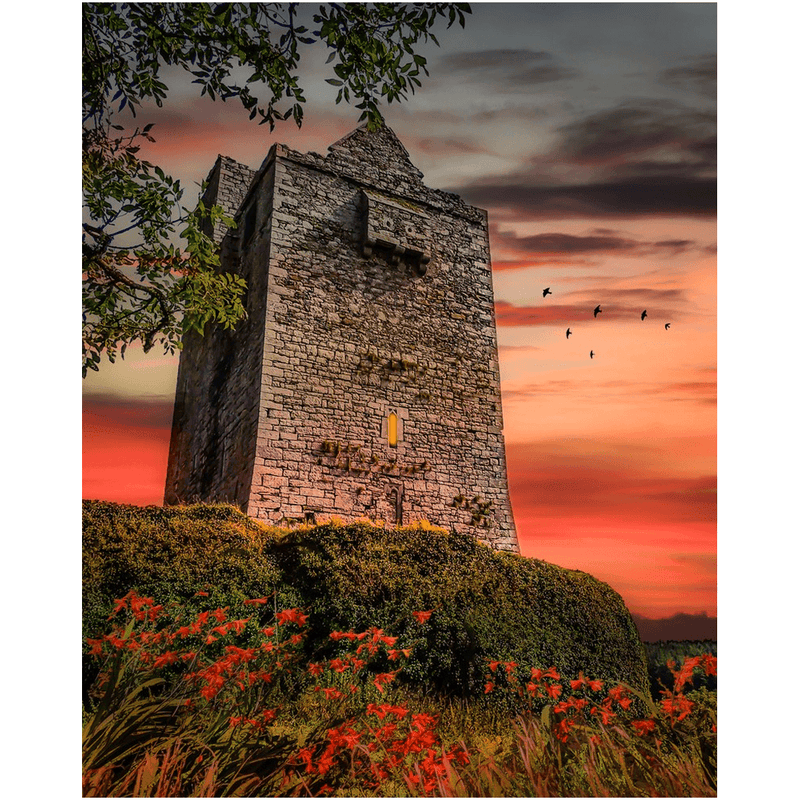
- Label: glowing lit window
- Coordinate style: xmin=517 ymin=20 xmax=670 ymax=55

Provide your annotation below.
xmin=388 ymin=412 xmax=398 ymax=447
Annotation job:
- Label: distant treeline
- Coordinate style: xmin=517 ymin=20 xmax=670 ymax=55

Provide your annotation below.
xmin=633 ymin=612 xmax=716 ymax=642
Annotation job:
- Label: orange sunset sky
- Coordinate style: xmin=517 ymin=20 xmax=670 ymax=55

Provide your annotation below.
xmin=81 ymin=3 xmax=721 ymax=637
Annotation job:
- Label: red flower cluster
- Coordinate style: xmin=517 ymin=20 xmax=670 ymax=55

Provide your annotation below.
xmin=284 ymin=704 xmax=467 ymax=796
xmin=86 ymin=591 xmax=715 ymax=796
xmin=275 ymin=608 xmax=309 ymax=627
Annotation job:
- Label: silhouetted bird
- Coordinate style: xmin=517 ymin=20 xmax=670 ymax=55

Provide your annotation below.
xmin=641 ymin=310 xmax=647 ymax=321
xmin=594 ymin=305 xmax=601 ymax=318
xmin=543 ymin=287 xmax=552 ymax=298
xmin=590 ymin=350 xmax=595 ymax=359
xmin=665 ymin=323 xmax=671 ymax=330
xmin=566 ymin=328 xmax=572 ymax=338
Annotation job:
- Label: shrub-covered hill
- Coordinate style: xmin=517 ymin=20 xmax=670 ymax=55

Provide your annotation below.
xmin=83 ymin=500 xmax=649 ymax=698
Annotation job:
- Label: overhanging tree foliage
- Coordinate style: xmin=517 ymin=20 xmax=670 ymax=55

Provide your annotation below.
xmin=82 ymin=2 xmax=471 ymax=376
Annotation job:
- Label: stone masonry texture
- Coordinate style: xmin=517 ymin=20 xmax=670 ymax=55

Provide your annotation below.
xmin=164 ymin=124 xmax=519 ymax=552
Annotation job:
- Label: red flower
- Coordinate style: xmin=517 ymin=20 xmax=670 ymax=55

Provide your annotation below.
xmin=570 ymin=672 xmax=586 ymax=690
xmin=276 ymin=608 xmax=309 ymax=627
xmin=309 ymin=663 xmax=324 ymax=677
xmin=554 ymin=718 xmax=575 ymax=742
xmin=504 ymin=661 xmax=518 ymax=674
xmin=590 ymin=704 xmax=615 ymax=725
xmin=211 ymin=607 xmax=228 ymax=623
xmin=108 ymin=596 xmax=128 ymax=618
xmin=195 ymin=590 xmax=209 ymax=597
xmin=412 ymin=610 xmax=432 ymax=624
xmin=485 ymin=681 xmax=495 ymax=693
xmin=660 ymin=694 xmax=694 ymax=723
xmin=373 ymin=672 xmax=396 ymax=693
xmin=243 ymin=597 xmax=270 ymax=605
xmin=105 ymin=632 xmax=126 ymax=649
xmin=701 ymin=653 xmax=717 ymax=676
xmin=544 ymin=682 xmax=562 ymax=699
xmin=631 ymin=719 xmax=656 ymax=735
xmin=295 ymin=747 xmax=314 ymax=773
xmin=543 ymin=667 xmax=561 ymax=680
xmin=570 ymin=671 xmax=603 ymax=691
xmin=86 ymin=638 xmax=104 ymax=655
xmin=488 ymin=660 xmax=501 ymax=673
xmin=411 ymin=712 xmax=437 ymax=730
xmin=200 ymin=685 xmax=219 ymax=700
xmin=129 ymin=593 xmax=154 ymax=613
xmin=341 ymin=729 xmax=361 ymax=749
xmin=261 ymin=626 xmax=275 ymax=637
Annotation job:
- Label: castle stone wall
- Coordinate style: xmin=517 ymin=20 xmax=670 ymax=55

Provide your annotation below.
xmin=165 ymin=126 xmax=519 ymax=552
xmin=164 ymin=157 xmax=269 ymax=508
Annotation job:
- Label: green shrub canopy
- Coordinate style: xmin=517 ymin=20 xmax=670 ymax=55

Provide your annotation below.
xmin=83 ymin=501 xmax=649 ymax=698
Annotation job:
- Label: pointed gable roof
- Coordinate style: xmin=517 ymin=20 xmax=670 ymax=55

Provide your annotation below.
xmin=325 ymin=122 xmax=424 ymax=183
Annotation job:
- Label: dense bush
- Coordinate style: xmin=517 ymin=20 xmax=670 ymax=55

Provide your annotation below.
xmin=83 ymin=501 xmax=649 ymax=703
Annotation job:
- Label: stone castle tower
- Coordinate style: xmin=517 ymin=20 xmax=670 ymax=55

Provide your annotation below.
xmin=164 ymin=124 xmax=519 ymax=552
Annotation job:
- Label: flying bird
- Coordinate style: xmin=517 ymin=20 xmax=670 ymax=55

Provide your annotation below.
xmin=665 ymin=323 xmax=671 ymax=330
xmin=590 ymin=350 xmax=595 ymax=359
xmin=641 ymin=310 xmax=647 ymax=321
xmin=543 ymin=287 xmax=552 ymax=298
xmin=593 ymin=305 xmax=602 ymax=318
xmin=566 ymin=328 xmax=572 ymax=338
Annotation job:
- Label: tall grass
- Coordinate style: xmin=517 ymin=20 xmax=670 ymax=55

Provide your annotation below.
xmin=83 ymin=590 xmax=716 ymax=796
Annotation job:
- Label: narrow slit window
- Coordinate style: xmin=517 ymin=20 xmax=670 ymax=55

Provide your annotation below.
xmin=242 ymin=200 xmax=257 ymax=245
xmin=388 ymin=412 xmax=398 ymax=447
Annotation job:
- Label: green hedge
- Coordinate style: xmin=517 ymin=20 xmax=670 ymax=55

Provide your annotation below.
xmin=83 ymin=501 xmax=649 ymax=700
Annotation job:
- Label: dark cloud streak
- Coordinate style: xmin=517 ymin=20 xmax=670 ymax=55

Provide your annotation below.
xmin=659 ymin=55 xmax=717 ymax=99
xmin=492 ymin=228 xmax=701 ymax=262
xmin=459 ymin=175 xmax=716 ymax=219
xmin=436 ymin=48 xmax=579 ymax=88
xmin=556 ymin=100 xmax=715 ymax=167
xmin=84 ymin=393 xmax=174 ymax=430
